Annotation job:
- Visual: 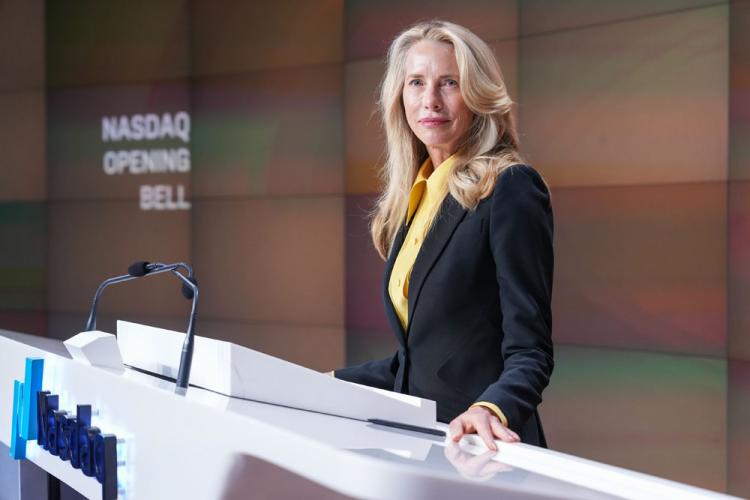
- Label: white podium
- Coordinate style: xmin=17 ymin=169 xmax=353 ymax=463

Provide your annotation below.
xmin=115 ymin=321 xmax=436 ymax=428
xmin=0 ymin=327 xmax=740 ymax=500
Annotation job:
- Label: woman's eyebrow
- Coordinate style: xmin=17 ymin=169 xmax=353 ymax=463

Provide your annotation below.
xmin=405 ymin=73 xmax=458 ymax=79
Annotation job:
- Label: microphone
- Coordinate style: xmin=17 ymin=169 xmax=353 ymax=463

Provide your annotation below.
xmin=179 ymin=275 xmax=198 ymax=300
xmin=127 ymin=261 xmax=158 ymax=277
xmin=85 ymin=261 xmax=200 ymax=395
xmin=125 ymin=261 xmax=200 ymax=395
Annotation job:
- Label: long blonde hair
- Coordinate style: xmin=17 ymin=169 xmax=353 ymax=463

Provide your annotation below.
xmin=371 ymin=20 xmax=522 ymax=260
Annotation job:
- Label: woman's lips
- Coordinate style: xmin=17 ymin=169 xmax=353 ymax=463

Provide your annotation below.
xmin=419 ymin=118 xmax=450 ymax=128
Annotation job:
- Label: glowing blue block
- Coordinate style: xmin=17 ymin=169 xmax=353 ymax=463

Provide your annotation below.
xmin=10 ymin=380 xmax=27 ymax=459
xmin=19 ymin=358 xmax=44 ymax=440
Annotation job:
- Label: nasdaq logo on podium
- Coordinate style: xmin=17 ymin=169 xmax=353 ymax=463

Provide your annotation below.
xmin=9 ymin=357 xmax=119 ymax=500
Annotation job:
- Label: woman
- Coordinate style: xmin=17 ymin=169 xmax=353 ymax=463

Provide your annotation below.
xmin=335 ymin=20 xmax=554 ymax=449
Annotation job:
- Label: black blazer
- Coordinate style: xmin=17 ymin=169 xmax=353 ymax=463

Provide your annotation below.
xmin=336 ymin=165 xmax=554 ymax=447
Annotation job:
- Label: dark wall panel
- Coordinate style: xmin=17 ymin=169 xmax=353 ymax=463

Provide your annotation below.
xmin=520 ymin=5 xmax=728 ymax=188
xmin=543 ymin=346 xmax=726 ymax=491
xmin=0 ymin=91 xmax=46 ymax=201
xmin=520 ymin=0 xmax=726 ymax=35
xmin=190 ymin=0 xmax=343 ymax=75
xmin=0 ymin=0 xmax=45 ymax=92
xmin=552 ymin=183 xmax=726 ymax=356
xmin=191 ymin=197 xmax=344 ymax=327
xmin=46 ymin=0 xmax=189 ymax=87
xmin=191 ymin=67 xmax=343 ymax=198
xmin=345 ymin=0 xmax=518 ymax=60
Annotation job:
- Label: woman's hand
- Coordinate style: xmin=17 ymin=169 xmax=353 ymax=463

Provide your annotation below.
xmin=448 ymin=406 xmax=520 ymax=451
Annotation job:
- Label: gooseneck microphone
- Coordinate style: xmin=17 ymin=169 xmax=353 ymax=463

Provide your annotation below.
xmin=84 ymin=261 xmax=200 ymax=395
xmin=125 ymin=261 xmax=200 ymax=394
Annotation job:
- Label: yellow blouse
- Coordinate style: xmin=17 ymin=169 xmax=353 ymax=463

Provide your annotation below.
xmin=388 ymin=154 xmax=455 ymax=331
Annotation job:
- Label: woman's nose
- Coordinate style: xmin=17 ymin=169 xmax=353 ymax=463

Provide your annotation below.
xmin=423 ymin=85 xmax=442 ymax=110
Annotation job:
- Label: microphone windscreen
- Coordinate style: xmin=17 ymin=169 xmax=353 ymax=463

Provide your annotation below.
xmin=128 ymin=261 xmax=151 ymax=277
xmin=181 ymin=276 xmax=198 ymax=300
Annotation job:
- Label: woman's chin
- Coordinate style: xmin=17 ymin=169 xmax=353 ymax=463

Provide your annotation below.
xmin=416 ymin=134 xmax=457 ymax=150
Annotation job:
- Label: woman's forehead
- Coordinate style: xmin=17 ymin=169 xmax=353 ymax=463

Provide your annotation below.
xmin=404 ymin=40 xmax=458 ymax=75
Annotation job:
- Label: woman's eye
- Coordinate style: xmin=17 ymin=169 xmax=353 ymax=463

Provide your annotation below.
xmin=444 ymin=79 xmax=458 ymax=87
xmin=409 ymin=79 xmax=422 ymax=86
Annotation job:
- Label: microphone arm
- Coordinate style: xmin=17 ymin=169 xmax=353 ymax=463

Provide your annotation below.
xmin=85 ymin=274 xmax=137 ymax=331
xmin=85 ymin=263 xmax=173 ymax=331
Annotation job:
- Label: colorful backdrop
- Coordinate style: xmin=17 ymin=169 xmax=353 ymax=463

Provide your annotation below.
xmin=0 ymin=0 xmax=747 ymax=495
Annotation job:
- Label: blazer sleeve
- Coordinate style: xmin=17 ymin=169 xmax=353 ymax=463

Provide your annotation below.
xmin=333 ymin=351 xmax=399 ymax=391
xmin=476 ymin=164 xmax=554 ymax=432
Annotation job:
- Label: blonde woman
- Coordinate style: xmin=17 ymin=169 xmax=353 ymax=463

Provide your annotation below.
xmin=335 ymin=20 xmax=554 ymax=449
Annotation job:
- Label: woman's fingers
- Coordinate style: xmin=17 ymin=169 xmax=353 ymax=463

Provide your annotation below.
xmin=450 ymin=410 xmax=495 ymax=450
xmin=475 ymin=418 xmax=497 ymax=451
xmin=490 ymin=417 xmax=519 ymax=443
xmin=449 ymin=417 xmax=468 ymax=442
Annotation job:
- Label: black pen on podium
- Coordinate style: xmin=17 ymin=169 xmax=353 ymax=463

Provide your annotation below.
xmin=367 ymin=418 xmax=446 ymax=437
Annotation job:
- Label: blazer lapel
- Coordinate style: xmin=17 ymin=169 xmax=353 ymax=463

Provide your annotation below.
xmin=383 ymin=221 xmax=408 ymax=345
xmin=406 ymin=194 xmax=467 ymax=337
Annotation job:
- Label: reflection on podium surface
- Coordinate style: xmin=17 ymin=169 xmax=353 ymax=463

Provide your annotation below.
xmin=443 ymin=443 xmax=513 ymax=482
xmin=217 ymin=440 xmax=618 ymax=500
xmin=346 ymin=444 xmax=620 ymax=500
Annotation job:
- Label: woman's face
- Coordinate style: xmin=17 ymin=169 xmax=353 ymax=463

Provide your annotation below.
xmin=402 ymin=40 xmax=473 ymax=159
